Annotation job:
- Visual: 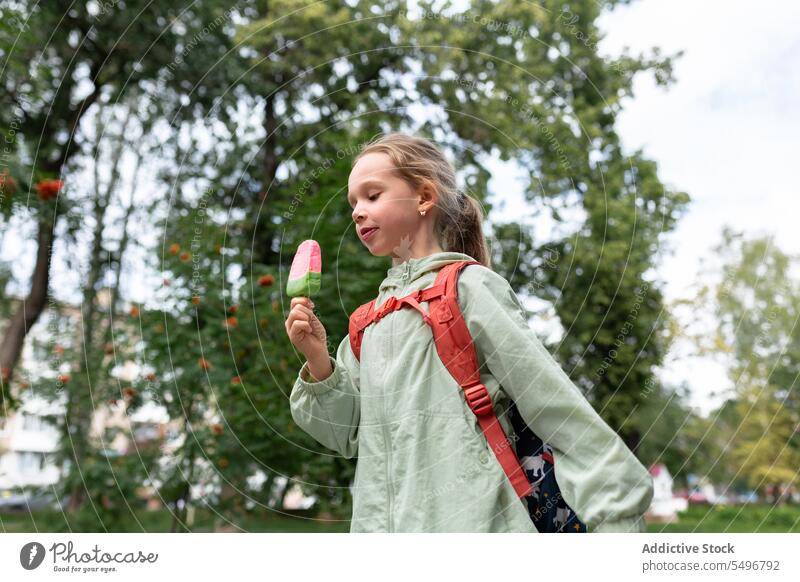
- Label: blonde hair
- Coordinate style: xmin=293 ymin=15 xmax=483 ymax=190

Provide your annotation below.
xmin=352 ymin=133 xmax=491 ymax=268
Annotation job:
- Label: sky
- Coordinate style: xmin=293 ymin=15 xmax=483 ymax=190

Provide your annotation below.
xmin=600 ymin=0 xmax=800 ymax=282
xmin=4 ymin=0 xmax=799 ymax=416
xmin=489 ymin=0 xmax=800 ymax=414
xmin=600 ymin=0 xmax=799 ymax=414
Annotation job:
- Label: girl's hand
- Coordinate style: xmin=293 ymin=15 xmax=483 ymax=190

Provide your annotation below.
xmin=285 ymin=297 xmax=328 ymax=360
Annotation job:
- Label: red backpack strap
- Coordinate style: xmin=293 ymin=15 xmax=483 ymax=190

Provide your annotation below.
xmin=347 ymin=284 xmax=446 ymax=361
xmin=428 ymin=261 xmax=532 ymax=498
xmin=345 ymin=260 xmax=532 ymax=498
xmin=348 ymin=299 xmax=376 ymax=361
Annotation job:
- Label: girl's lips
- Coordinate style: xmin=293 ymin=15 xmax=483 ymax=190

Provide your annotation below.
xmin=361 ymin=227 xmax=379 ymax=241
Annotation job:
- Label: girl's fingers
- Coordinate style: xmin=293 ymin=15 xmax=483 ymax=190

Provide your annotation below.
xmin=290 ymin=317 xmax=311 ymax=332
xmin=294 ymin=304 xmax=314 ymax=321
xmin=286 ymin=315 xmax=304 ymax=338
xmin=286 ymin=305 xmax=311 ymax=325
xmin=290 ymin=297 xmax=314 ymax=309
xmin=291 ymin=320 xmax=312 ymax=336
xmin=287 ymin=315 xmax=305 ymax=335
xmin=287 ymin=304 xmax=315 ymax=325
xmin=285 ymin=300 xmax=320 ymax=346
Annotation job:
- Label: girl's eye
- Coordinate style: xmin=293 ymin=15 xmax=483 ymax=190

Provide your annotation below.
xmin=369 ymin=192 xmax=381 ymax=201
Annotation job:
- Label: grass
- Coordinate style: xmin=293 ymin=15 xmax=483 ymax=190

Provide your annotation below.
xmin=0 ymin=506 xmax=350 ymax=533
xmin=645 ymin=504 xmax=800 ymax=533
xmin=3 ymin=503 xmax=798 ymax=533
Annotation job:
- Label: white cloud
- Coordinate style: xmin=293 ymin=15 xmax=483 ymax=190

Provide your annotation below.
xmin=596 ymin=0 xmax=800 ymax=413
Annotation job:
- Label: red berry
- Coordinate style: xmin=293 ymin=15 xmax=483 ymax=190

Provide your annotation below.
xmin=36 ymin=179 xmax=64 ymax=200
xmin=0 ymin=171 xmax=17 ymax=195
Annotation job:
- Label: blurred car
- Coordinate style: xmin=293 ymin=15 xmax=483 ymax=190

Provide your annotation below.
xmin=688 ymin=489 xmax=709 ymax=504
xmin=0 ymin=489 xmax=61 ymax=512
xmin=734 ymin=490 xmax=759 ymax=504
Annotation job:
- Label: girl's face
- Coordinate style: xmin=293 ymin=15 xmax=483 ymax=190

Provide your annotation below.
xmin=348 ymin=152 xmax=438 ymax=259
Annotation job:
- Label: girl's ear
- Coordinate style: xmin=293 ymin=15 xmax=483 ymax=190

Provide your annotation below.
xmin=417 ymin=179 xmax=438 ymax=213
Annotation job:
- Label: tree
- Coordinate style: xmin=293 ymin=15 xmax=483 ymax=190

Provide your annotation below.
xmin=696 ymin=229 xmax=800 ymax=499
xmin=0 ymin=0 xmax=243 ymax=404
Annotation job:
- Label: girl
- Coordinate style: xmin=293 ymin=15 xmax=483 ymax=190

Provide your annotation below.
xmin=285 ymin=133 xmax=653 ymax=533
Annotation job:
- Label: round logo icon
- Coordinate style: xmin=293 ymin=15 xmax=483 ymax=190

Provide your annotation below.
xmin=20 ymin=542 xmax=46 ymax=570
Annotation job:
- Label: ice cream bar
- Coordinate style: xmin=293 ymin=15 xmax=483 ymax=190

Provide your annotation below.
xmin=286 ymin=240 xmax=322 ymax=297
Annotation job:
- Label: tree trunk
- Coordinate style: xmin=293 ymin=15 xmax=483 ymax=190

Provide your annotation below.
xmin=171 ymin=401 xmax=197 ymax=533
xmin=100 ymin=150 xmax=141 ymax=343
xmin=0 ymin=214 xmax=55 ymax=393
xmin=253 ymin=2 xmax=280 ymax=269
xmin=253 ymin=90 xmax=280 ymax=268
xmin=261 ymin=472 xmax=275 ymax=508
xmin=0 ymin=64 xmax=101 ymax=398
xmin=623 ymin=427 xmax=642 ymax=457
xmin=66 ymin=485 xmax=86 ymax=512
xmin=277 ymin=477 xmax=292 ymax=510
xmin=63 ymin=106 xmax=132 ymax=512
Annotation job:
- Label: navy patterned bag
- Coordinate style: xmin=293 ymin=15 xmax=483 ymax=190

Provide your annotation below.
xmin=508 ymin=404 xmax=587 ymax=532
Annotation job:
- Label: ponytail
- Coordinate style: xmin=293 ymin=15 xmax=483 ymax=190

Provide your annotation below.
xmin=439 ymin=189 xmax=491 ymax=267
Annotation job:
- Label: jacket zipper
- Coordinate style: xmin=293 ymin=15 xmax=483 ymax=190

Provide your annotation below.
xmin=383 ymin=262 xmax=411 ymax=531
xmin=383 ymin=419 xmax=394 ymax=531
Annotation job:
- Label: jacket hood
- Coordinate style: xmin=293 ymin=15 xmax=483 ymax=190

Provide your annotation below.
xmin=379 ymin=251 xmax=477 ymax=293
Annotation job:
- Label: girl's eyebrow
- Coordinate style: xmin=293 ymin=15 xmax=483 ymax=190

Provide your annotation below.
xmin=347 ymin=180 xmax=384 ymax=206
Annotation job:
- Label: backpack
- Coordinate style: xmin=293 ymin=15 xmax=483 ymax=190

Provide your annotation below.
xmin=348 ymin=260 xmax=587 ymax=533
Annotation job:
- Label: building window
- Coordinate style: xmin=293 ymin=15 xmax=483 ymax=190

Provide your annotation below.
xmin=17 ymin=451 xmax=47 ymax=473
xmin=21 ymin=414 xmax=45 ymax=432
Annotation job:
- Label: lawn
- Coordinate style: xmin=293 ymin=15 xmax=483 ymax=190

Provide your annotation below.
xmin=0 ymin=506 xmax=350 ymax=533
xmin=2 ymin=504 xmax=798 ymax=533
xmin=645 ymin=504 xmax=800 ymax=533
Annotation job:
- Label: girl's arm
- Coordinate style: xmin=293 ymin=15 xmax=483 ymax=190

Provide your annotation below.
xmin=289 ymin=334 xmax=360 ymax=459
xmin=458 ymin=265 xmax=654 ymax=533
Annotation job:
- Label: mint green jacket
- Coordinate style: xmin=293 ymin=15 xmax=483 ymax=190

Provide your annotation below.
xmin=290 ymin=252 xmax=653 ymax=532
